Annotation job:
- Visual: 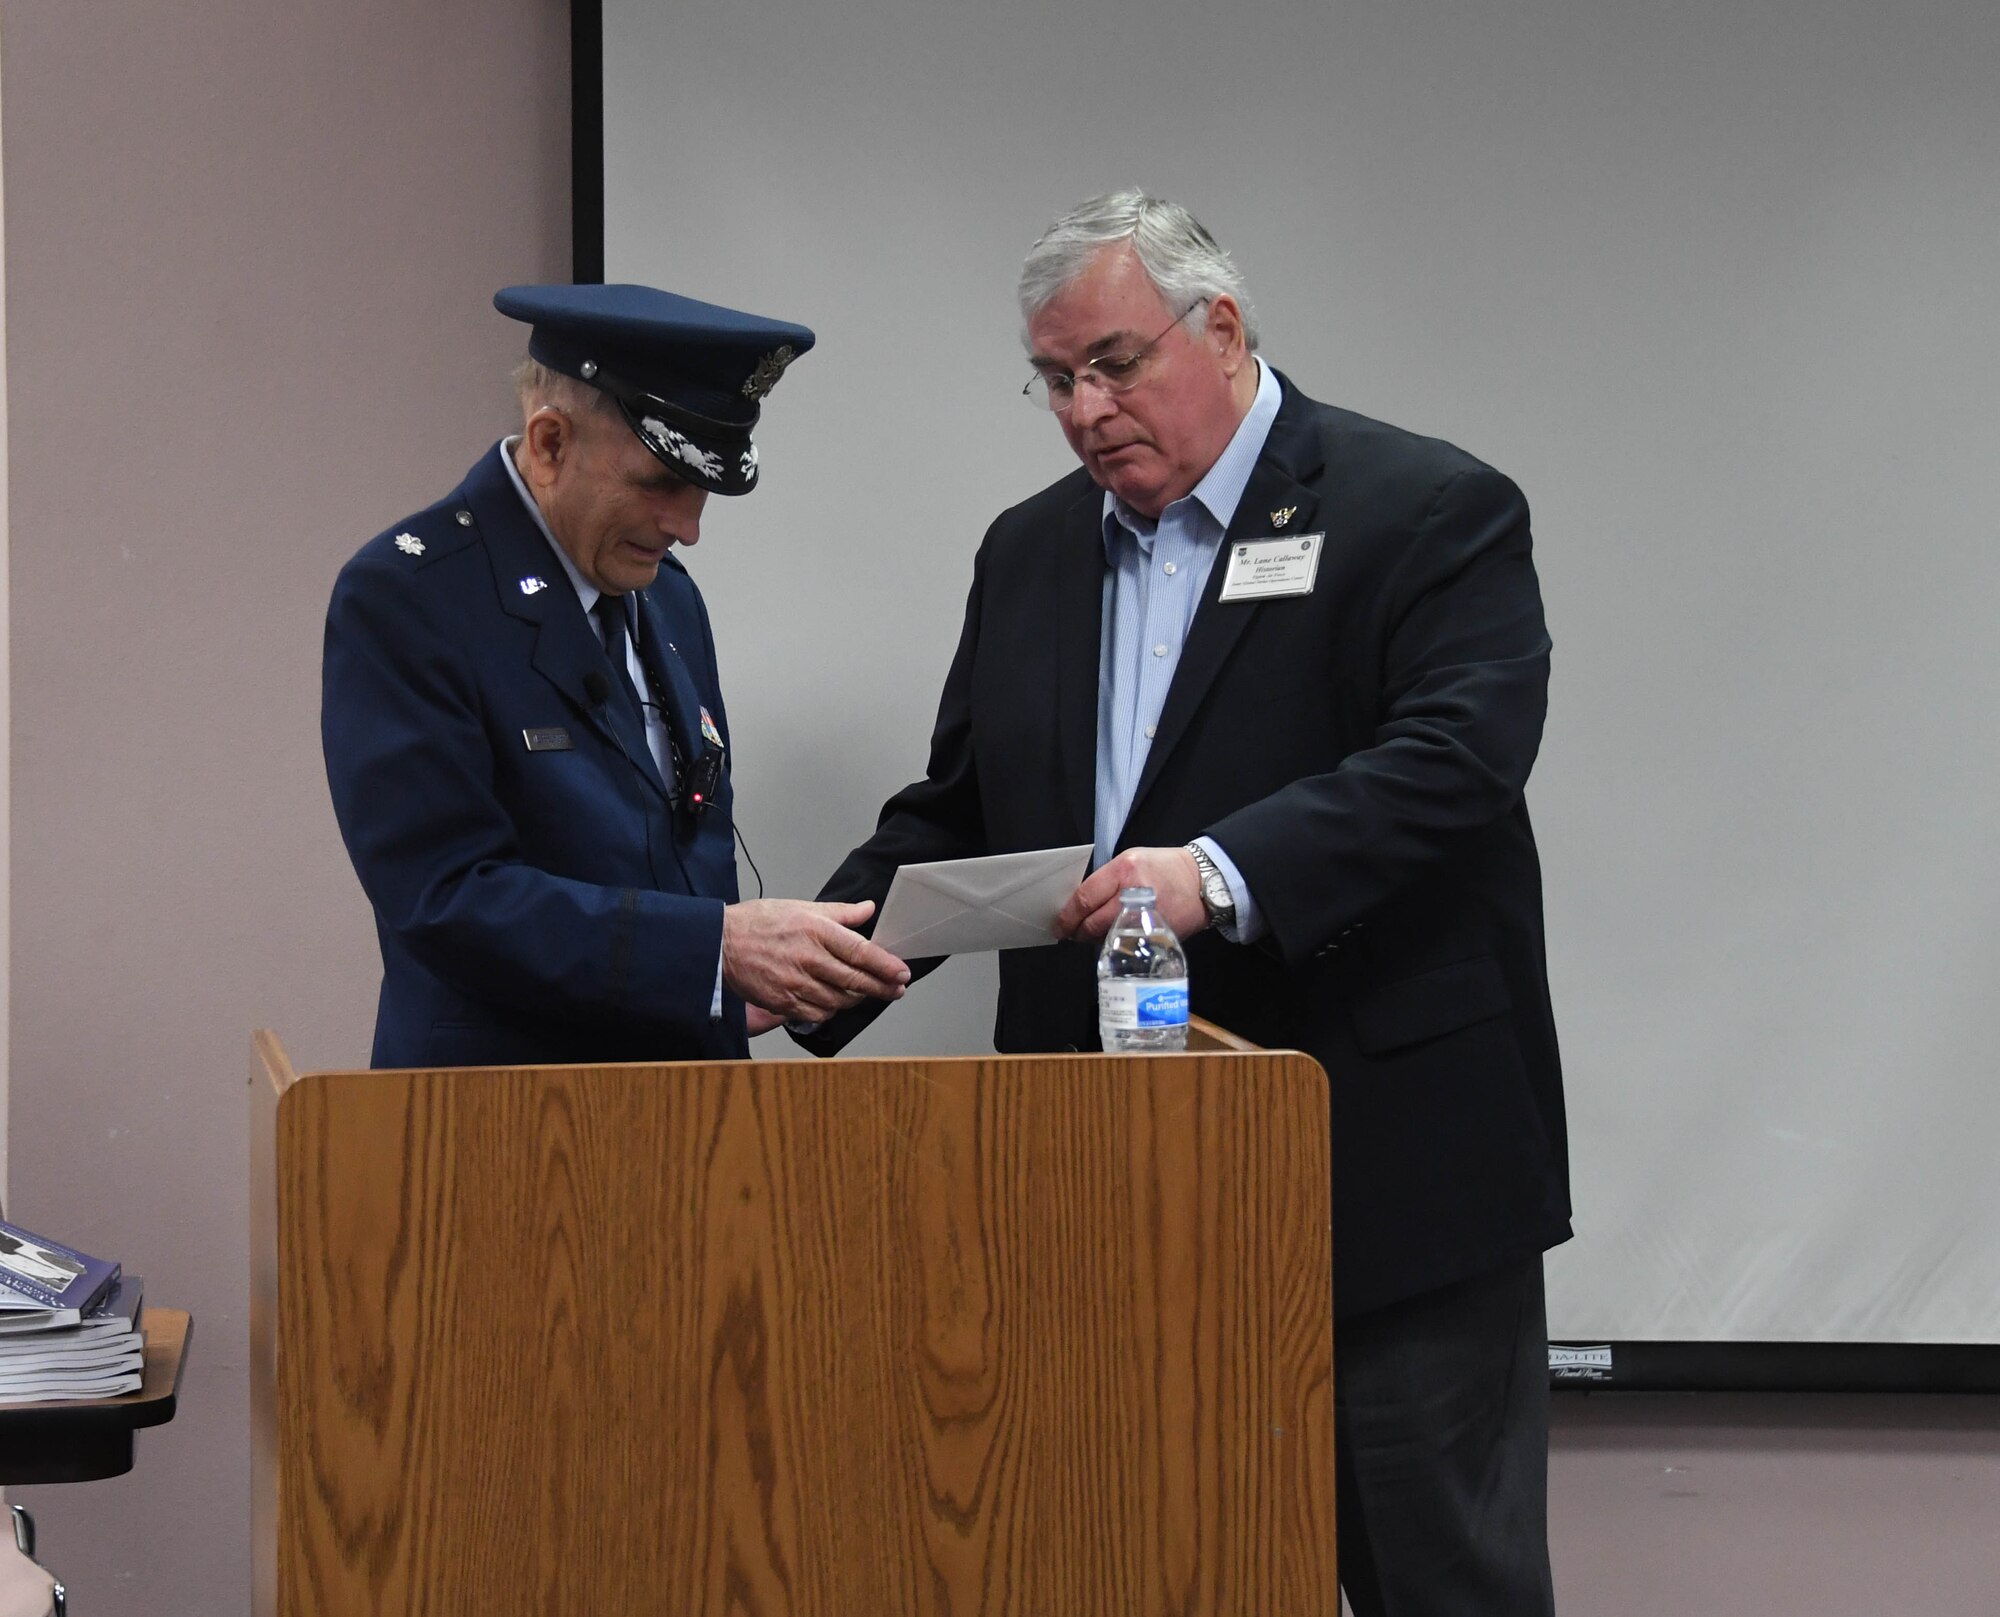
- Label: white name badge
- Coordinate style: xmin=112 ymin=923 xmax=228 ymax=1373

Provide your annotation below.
xmin=1218 ymin=533 xmax=1324 ymax=601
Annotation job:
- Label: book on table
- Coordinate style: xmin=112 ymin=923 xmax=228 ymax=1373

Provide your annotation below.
xmin=0 ymin=1215 xmax=119 ymax=1328
xmin=0 ymin=1275 xmax=145 ymax=1401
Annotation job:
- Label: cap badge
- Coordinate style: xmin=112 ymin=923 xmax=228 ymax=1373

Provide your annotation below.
xmin=394 ymin=532 xmax=425 ymax=557
xmin=741 ymin=345 xmax=796 ymax=401
xmin=519 ymin=576 xmax=547 ymax=595
xmin=641 ymin=417 xmax=724 ymax=481
xmin=1270 ymin=506 xmax=1297 ymax=530
xmin=699 ymin=707 xmax=724 ymax=748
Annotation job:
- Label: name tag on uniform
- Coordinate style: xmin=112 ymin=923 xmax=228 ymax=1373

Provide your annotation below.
xmin=1218 ymin=533 xmax=1324 ymax=601
xmin=522 ymin=727 xmax=573 ymax=752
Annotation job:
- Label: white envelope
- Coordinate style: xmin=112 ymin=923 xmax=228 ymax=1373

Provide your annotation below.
xmin=871 ymin=844 xmax=1094 ymax=958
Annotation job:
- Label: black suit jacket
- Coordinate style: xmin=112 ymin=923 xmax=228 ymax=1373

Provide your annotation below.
xmin=806 ymin=376 xmax=1570 ymax=1316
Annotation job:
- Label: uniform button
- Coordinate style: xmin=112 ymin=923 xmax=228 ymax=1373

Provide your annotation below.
xmin=1144 ymin=724 xmax=1157 ymax=739
xmin=1163 ymin=561 xmax=1178 ymax=576
xmin=1152 ymin=643 xmax=1168 ymax=657
xmin=455 ymin=510 xmax=474 ymax=526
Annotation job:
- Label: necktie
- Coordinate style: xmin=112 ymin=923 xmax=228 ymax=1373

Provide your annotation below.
xmin=592 ymin=594 xmax=643 ymax=717
xmin=595 ymin=592 xmax=686 ymax=795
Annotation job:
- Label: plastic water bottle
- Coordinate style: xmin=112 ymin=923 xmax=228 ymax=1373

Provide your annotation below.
xmin=1096 ymin=886 xmax=1190 ymax=1053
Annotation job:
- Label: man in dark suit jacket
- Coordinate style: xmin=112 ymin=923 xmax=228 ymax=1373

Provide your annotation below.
xmin=324 ymin=284 xmax=908 ymax=1071
xmin=800 ymin=193 xmax=1569 ymax=1615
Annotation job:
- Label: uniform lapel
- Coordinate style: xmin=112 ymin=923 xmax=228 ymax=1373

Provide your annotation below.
xmin=464 ymin=446 xmax=669 ymax=801
xmin=1123 ymin=380 xmax=1326 ymax=830
xmin=1053 ymin=485 xmax=1108 ymax=845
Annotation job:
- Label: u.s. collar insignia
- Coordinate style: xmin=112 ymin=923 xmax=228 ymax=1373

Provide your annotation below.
xmin=699 ymin=706 xmax=724 ymax=748
xmin=1270 ymin=506 xmax=1298 ymax=530
xmin=518 ymin=576 xmax=547 ymax=595
xmin=394 ymin=532 xmax=425 ymax=557
xmin=740 ymin=346 xmax=796 ymax=401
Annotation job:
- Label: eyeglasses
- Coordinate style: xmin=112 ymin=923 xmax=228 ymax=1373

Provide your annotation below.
xmin=1022 ymin=299 xmax=1208 ymax=412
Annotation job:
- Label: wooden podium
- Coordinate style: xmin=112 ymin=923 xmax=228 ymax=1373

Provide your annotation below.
xmin=251 ymin=1025 xmax=1334 ymax=1615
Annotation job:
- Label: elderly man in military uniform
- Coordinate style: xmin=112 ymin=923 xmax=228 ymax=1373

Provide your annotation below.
xmin=323 ymin=283 xmax=908 ymax=1068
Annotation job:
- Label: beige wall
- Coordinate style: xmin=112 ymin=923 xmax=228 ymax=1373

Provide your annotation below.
xmin=1551 ymin=1394 xmax=2000 ymax=1612
xmin=0 ymin=3 xmax=1993 ymax=1614
xmin=0 ymin=16 xmax=10 ymax=1203
xmin=1 ymin=1 xmax=568 ymax=1607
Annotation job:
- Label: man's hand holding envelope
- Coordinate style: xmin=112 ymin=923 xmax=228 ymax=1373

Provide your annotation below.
xmin=753 ymin=846 xmax=1095 ymax=1037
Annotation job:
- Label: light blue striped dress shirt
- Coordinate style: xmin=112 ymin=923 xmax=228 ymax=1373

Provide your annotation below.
xmin=1096 ymin=360 xmax=1282 ymax=942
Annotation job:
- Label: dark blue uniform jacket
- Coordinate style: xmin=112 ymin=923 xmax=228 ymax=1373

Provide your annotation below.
xmin=322 ymin=444 xmax=748 ymax=1069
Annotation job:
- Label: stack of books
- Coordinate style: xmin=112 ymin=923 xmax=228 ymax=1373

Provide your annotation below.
xmin=0 ymin=1217 xmax=142 ymax=1402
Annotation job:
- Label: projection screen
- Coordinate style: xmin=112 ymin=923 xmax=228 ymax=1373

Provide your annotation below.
xmin=597 ymin=0 xmax=2000 ymax=1361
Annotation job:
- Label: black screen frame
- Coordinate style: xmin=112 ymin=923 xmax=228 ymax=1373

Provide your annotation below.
xmin=572 ymin=0 xmax=603 ymax=284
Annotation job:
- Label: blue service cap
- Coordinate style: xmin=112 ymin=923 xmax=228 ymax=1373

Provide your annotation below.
xmin=494 ymin=282 xmax=815 ymax=496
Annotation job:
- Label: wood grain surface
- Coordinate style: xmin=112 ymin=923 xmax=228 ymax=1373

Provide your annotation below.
xmin=253 ymin=1032 xmax=298 ymax=1617
xmin=267 ymin=1053 xmax=1333 ymax=1614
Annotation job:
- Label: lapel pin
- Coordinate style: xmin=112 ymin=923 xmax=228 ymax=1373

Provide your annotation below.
xmin=394 ymin=532 xmax=425 ymax=557
xmin=519 ymin=576 xmax=547 ymax=595
xmin=1271 ymin=506 xmax=1297 ymax=530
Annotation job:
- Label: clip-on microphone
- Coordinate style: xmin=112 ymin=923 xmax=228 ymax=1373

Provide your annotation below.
xmin=681 ymin=738 xmax=725 ymax=821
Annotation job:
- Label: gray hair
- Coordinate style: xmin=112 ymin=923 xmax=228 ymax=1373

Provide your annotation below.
xmin=511 ymin=355 xmax=618 ymax=422
xmin=1018 ymin=189 xmax=1259 ymax=350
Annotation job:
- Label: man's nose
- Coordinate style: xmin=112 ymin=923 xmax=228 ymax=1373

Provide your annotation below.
xmin=1068 ymin=381 xmax=1118 ymax=430
xmin=663 ymin=488 xmax=706 ymax=546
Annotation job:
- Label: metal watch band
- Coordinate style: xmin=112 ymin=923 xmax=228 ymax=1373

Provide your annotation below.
xmin=1184 ymin=842 xmax=1237 ymax=927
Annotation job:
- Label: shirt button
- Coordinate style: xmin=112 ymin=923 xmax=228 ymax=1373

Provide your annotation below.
xmin=1163 ymin=561 xmax=1178 ymax=576
xmin=1144 ymin=724 xmax=1157 ymax=739
xmin=1152 ymin=643 xmax=1168 ymax=657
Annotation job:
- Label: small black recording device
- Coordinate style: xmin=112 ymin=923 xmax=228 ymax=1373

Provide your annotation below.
xmin=681 ymin=739 xmax=725 ymax=818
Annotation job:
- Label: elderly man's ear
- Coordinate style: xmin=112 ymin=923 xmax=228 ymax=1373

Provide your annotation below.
xmin=518 ymin=406 xmax=578 ymax=493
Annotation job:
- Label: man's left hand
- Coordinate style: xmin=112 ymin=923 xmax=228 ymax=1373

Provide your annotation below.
xmin=1056 ymin=846 xmax=1207 ymax=943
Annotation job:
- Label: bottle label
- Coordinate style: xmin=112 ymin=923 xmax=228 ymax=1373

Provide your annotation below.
xmin=1098 ymin=980 xmax=1190 ymax=1030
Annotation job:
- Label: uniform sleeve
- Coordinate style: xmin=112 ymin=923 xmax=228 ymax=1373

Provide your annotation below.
xmin=322 ymin=557 xmax=725 ymax=1033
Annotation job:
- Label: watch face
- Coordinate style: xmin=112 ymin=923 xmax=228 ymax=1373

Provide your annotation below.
xmin=1187 ymin=845 xmax=1233 ymax=920
xmin=1201 ymin=866 xmax=1232 ymax=914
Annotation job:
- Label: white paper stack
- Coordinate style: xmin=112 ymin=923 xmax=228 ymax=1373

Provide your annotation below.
xmin=0 ymin=1275 xmax=143 ymax=1402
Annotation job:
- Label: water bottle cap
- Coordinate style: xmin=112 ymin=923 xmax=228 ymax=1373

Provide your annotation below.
xmin=1119 ymin=886 xmax=1156 ymax=904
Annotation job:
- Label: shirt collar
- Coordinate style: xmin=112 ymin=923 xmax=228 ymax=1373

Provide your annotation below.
xmin=498 ymin=435 xmax=599 ymax=612
xmin=1102 ymin=357 xmax=1283 ymax=554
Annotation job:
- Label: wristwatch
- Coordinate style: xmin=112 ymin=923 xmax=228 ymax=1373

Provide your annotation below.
xmin=1183 ymin=842 xmax=1237 ymax=931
